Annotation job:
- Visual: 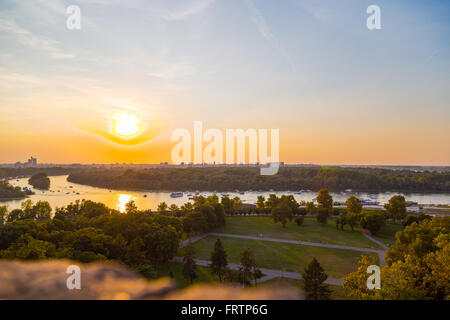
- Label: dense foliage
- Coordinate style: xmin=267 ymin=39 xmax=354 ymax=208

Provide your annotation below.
xmin=28 ymin=172 xmax=51 ymax=190
xmin=343 ymin=216 xmax=450 ymax=299
xmin=67 ymin=167 xmax=450 ymax=192
xmin=0 ymin=196 xmax=227 ymax=277
xmin=0 ymin=180 xmax=25 ymax=199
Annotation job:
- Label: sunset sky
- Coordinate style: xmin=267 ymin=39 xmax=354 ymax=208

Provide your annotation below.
xmin=0 ymin=0 xmax=449 ymax=165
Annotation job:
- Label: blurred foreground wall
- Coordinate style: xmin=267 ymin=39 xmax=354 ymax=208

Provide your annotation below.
xmin=0 ymin=260 xmax=299 ymax=300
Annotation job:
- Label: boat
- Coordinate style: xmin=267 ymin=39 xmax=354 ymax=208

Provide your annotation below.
xmin=170 ymin=192 xmax=183 ymax=198
xmin=143 ymin=194 xmax=147 ymax=198
xmin=345 ymin=189 xmax=352 ymax=193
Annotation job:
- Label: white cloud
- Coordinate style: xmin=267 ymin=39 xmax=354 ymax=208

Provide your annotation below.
xmin=244 ymin=0 xmax=296 ymax=72
xmin=0 ymin=16 xmax=74 ymax=59
xmin=149 ymin=0 xmax=215 ymax=21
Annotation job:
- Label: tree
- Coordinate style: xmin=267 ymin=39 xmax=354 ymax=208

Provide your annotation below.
xmin=125 ymin=200 xmax=138 ymax=214
xmin=232 ymin=197 xmax=243 ymax=212
xmin=302 ymin=258 xmax=331 ymax=300
xmin=221 ymin=196 xmax=234 ymax=215
xmin=125 ymin=236 xmax=147 ymax=265
xmin=346 ymin=196 xmax=362 ymax=214
xmin=316 ymin=208 xmax=328 ymax=224
xmin=360 ymin=211 xmax=385 ymax=235
xmin=336 ymin=213 xmax=346 ymax=230
xmin=306 ymin=201 xmax=316 ymax=215
xmin=239 ymin=248 xmax=256 ymax=287
xmin=317 ymin=189 xmax=333 ymax=212
xmin=33 ymin=201 xmax=52 ymax=221
xmin=271 ymin=200 xmax=293 ymax=227
xmin=0 ymin=205 xmax=7 ymax=225
xmin=182 ymin=243 xmax=197 ymax=284
xmin=294 ymin=216 xmax=304 ymax=226
xmin=256 ymin=196 xmax=265 ymax=209
xmin=264 ymin=194 xmax=280 ymax=210
xmin=346 ymin=212 xmax=359 ymax=232
xmin=344 ymin=217 xmax=450 ymax=300
xmin=210 ymin=239 xmax=228 ymax=282
xmin=384 ymin=195 xmax=407 ymax=222
xmin=157 ymin=202 xmax=168 ymax=214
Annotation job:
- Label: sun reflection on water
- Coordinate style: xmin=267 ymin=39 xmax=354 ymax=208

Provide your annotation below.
xmin=117 ymin=194 xmax=134 ymax=212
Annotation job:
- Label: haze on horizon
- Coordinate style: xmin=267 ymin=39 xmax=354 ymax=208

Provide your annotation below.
xmin=0 ymin=0 xmax=449 ymax=166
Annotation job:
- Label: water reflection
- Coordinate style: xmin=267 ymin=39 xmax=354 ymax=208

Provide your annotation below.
xmin=117 ymin=194 xmax=134 ymax=212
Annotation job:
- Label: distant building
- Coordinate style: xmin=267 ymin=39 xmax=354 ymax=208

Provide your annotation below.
xmin=27 ymin=157 xmax=37 ymax=167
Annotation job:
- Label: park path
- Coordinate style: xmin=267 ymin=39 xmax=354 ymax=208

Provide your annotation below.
xmin=178 ymin=230 xmax=388 ymax=282
xmin=208 ymin=232 xmax=381 ymax=253
xmin=172 ymin=257 xmax=343 ymax=286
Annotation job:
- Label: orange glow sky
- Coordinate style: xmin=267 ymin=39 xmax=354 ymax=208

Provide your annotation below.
xmin=0 ymin=0 xmax=449 ymax=165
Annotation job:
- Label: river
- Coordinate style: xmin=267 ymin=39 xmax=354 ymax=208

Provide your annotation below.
xmin=1 ymin=175 xmax=449 ymax=212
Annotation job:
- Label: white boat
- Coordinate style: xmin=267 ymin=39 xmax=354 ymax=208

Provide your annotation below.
xmin=170 ymin=192 xmax=183 ymax=198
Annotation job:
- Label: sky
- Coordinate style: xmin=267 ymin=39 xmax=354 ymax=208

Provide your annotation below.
xmin=0 ymin=0 xmax=449 ymax=165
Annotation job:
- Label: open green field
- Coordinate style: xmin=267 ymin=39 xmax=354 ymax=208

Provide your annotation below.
xmin=423 ymin=208 xmax=450 ymax=215
xmin=215 ymin=217 xmax=382 ymax=249
xmin=260 ymin=277 xmax=352 ymax=300
xmin=372 ymin=222 xmax=403 ymax=247
xmin=182 ymin=236 xmax=379 ymax=279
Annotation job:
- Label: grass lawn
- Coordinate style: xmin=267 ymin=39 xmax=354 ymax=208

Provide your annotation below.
xmin=372 ymin=222 xmax=403 ymax=247
xmin=155 ymin=262 xmax=215 ymax=288
xmin=260 ymin=277 xmax=352 ymax=300
xmin=182 ymin=236 xmax=379 ymax=279
xmin=215 ymin=217 xmax=382 ymax=249
xmin=423 ymin=208 xmax=450 ymax=215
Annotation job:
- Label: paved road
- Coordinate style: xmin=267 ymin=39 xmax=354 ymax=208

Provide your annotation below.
xmin=172 ymin=257 xmax=343 ymax=286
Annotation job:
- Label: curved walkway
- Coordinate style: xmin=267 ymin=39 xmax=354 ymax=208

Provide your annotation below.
xmin=179 ymin=230 xmax=388 ymax=283
xmin=172 ymin=257 xmax=343 ymax=286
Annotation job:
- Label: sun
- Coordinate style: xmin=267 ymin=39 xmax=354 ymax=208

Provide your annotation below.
xmin=112 ymin=113 xmax=142 ymax=137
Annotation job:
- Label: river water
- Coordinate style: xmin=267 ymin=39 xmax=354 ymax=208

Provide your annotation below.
xmin=1 ymin=175 xmax=449 ymax=212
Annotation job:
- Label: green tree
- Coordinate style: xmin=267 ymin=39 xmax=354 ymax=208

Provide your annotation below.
xmin=125 ymin=200 xmax=138 ymax=214
xmin=317 ymin=189 xmax=333 ymax=213
xmin=346 ymin=212 xmax=360 ymax=232
xmin=232 ymin=197 xmax=243 ymax=212
xmin=182 ymin=243 xmax=198 ymax=284
xmin=256 ymin=196 xmax=265 ymax=209
xmin=210 ymin=239 xmax=228 ymax=282
xmin=316 ymin=208 xmax=328 ymax=224
xmin=125 ymin=236 xmax=147 ymax=265
xmin=157 ymin=202 xmax=169 ymax=213
xmin=0 ymin=205 xmax=7 ymax=225
xmin=384 ymin=195 xmax=407 ymax=222
xmin=302 ymin=258 xmax=331 ymax=300
xmin=33 ymin=201 xmax=52 ymax=221
xmin=239 ymin=247 xmax=256 ymax=287
xmin=306 ymin=201 xmax=316 ymax=215
xmin=360 ymin=211 xmax=386 ymax=235
xmin=346 ymin=196 xmax=362 ymax=214
xmin=271 ymin=200 xmax=293 ymax=227
xmin=221 ymin=196 xmax=234 ymax=215
xmin=294 ymin=216 xmax=304 ymax=226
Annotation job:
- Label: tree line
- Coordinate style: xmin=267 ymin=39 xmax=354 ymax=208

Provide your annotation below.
xmin=67 ymin=166 xmax=450 ymax=192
